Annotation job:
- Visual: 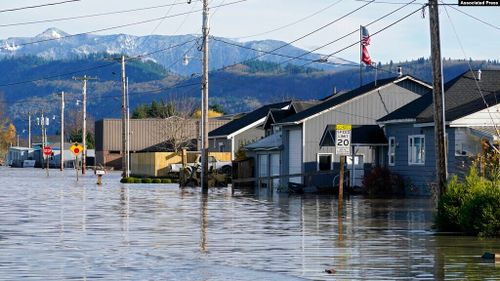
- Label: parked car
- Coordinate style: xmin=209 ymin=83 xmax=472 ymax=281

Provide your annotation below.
xmin=168 ymin=155 xmax=232 ymax=174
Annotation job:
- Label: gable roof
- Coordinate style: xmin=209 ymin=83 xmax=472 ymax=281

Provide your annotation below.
xmin=378 ymin=70 xmax=500 ymax=124
xmin=320 ymin=125 xmax=388 ymax=146
xmin=277 ymin=75 xmax=430 ymax=125
xmin=208 ymin=101 xmax=290 ymax=138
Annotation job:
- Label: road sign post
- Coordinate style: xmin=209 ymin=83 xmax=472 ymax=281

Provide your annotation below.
xmin=70 ymin=143 xmax=84 ymax=181
xmin=335 ymin=124 xmax=352 ymax=202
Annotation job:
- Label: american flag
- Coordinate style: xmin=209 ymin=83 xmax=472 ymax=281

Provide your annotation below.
xmin=361 ymin=26 xmax=372 ymax=65
xmin=361 ymin=26 xmax=370 ymax=46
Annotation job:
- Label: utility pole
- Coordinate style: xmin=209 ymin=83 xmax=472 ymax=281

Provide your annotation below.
xmin=428 ymin=0 xmax=448 ymax=198
xmin=121 ymin=55 xmax=129 ymax=178
xmin=73 ymin=75 xmax=97 ymax=175
xmin=28 ymin=113 xmax=31 ymax=148
xmin=60 ymin=91 xmax=65 ymax=171
xmin=201 ymin=0 xmax=209 ymax=192
xmin=126 ymin=76 xmax=131 ymax=177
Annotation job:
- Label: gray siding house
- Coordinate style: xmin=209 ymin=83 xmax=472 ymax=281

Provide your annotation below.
xmin=247 ymin=75 xmax=432 ymax=189
xmin=378 ymin=70 xmax=500 ymax=195
xmin=208 ymin=101 xmax=292 ymax=159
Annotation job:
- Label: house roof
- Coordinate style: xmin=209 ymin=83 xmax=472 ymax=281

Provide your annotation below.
xmin=208 ymin=101 xmax=291 ymax=138
xmin=320 ymin=125 xmax=388 ymax=146
xmin=278 ymin=75 xmax=429 ymax=125
xmin=244 ymin=132 xmax=283 ymax=151
xmin=378 ymin=70 xmax=500 ymax=123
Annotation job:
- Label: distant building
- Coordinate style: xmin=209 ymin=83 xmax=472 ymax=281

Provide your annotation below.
xmin=95 ymin=117 xmax=230 ymax=169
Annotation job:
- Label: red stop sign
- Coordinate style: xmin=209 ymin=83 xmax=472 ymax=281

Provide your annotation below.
xmin=73 ymin=148 xmax=79 ymax=154
xmin=43 ymin=146 xmax=52 ymax=156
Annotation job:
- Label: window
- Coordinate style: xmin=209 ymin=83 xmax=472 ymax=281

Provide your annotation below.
xmin=388 ymin=137 xmax=396 ymax=166
xmin=317 ymin=153 xmax=333 ymax=171
xmin=408 ymin=135 xmax=425 ymax=165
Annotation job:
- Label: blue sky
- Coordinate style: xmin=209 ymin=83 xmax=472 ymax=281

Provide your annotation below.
xmin=0 ymin=0 xmax=498 ymax=63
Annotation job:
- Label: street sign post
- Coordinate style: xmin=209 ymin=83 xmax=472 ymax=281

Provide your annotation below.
xmin=70 ymin=143 xmax=84 ymax=181
xmin=335 ymin=124 xmax=352 ymax=203
xmin=43 ymin=146 xmax=52 ymax=177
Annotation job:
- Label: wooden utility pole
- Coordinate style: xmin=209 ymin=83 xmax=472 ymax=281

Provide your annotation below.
xmin=60 ymin=91 xmax=65 ymax=171
xmin=28 ymin=113 xmax=31 ymax=148
xmin=428 ymin=0 xmax=448 ymax=197
xmin=73 ymin=75 xmax=97 ymax=175
xmin=121 ymin=55 xmax=129 ymax=178
xmin=201 ymin=0 xmax=209 ymax=192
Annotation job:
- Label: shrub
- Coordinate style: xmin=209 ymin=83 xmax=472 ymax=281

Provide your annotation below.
xmin=152 ymin=178 xmax=162 ymax=184
xmin=436 ymin=168 xmax=500 ymax=237
xmin=133 ymin=178 xmax=142 ymax=183
xmin=121 ymin=177 xmax=136 ymax=183
xmin=362 ymin=167 xmax=405 ymax=196
xmin=161 ymin=178 xmax=172 ymax=184
xmin=142 ymin=178 xmax=153 ymax=184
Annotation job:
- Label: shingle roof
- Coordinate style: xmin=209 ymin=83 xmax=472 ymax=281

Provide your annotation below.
xmin=278 ymin=76 xmax=418 ymax=124
xmin=320 ymin=125 xmax=387 ymax=146
xmin=378 ymin=70 xmax=500 ymax=123
xmin=208 ymin=101 xmax=291 ymax=137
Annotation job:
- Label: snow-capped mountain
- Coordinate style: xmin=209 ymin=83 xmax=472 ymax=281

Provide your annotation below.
xmin=0 ymin=28 xmax=353 ymax=76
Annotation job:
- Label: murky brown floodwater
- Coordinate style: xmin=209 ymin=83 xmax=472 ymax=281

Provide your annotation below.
xmin=0 ymin=167 xmax=498 ymax=280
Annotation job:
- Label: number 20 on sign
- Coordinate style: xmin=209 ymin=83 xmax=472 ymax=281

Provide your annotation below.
xmin=335 ymin=124 xmax=352 ymax=156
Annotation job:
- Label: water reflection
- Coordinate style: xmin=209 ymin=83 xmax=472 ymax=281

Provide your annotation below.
xmin=0 ymin=168 xmax=498 ymax=281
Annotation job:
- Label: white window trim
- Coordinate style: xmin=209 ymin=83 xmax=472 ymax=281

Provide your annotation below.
xmin=317 ymin=153 xmax=333 ymax=171
xmin=388 ymin=136 xmax=396 ymax=166
xmin=408 ymin=134 xmax=425 ymax=166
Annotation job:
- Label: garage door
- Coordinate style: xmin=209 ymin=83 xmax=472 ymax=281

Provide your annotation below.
xmin=288 ymin=129 xmax=302 ymax=183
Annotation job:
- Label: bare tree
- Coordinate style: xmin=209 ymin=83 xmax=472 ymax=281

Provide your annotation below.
xmin=153 ymin=95 xmax=199 ymax=153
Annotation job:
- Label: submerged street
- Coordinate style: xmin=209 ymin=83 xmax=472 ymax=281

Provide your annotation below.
xmin=0 ymin=167 xmax=498 ymax=280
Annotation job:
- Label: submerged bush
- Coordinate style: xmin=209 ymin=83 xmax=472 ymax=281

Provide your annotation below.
xmin=141 ymin=178 xmax=153 ymax=184
xmin=362 ymin=167 xmax=405 ymax=196
xmin=161 ymin=178 xmax=172 ymax=184
xmin=152 ymin=178 xmax=162 ymax=184
xmin=436 ymin=168 xmax=500 ymax=237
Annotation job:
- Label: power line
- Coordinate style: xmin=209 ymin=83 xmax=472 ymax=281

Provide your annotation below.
xmin=234 ymin=0 xmax=344 ymax=40
xmin=446 ymin=5 xmax=500 ymax=31
xmin=302 ymin=5 xmax=423 ymax=67
xmin=0 ymin=0 xmax=81 ymax=13
xmin=0 ymin=0 xmax=247 ymax=51
xmin=278 ymin=0 xmax=417 ymax=66
xmin=0 ymin=1 xmax=187 ymax=28
xmin=0 ymin=39 xmax=198 ymax=87
xmin=442 ymin=3 xmax=500 ymax=141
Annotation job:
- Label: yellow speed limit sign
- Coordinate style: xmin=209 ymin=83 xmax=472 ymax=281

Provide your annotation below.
xmin=70 ymin=143 xmax=84 ymax=156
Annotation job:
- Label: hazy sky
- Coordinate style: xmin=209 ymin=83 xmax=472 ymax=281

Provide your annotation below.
xmin=0 ymin=0 xmax=498 ymax=63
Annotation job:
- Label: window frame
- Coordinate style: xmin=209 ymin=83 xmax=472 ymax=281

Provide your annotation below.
xmin=317 ymin=153 xmax=333 ymax=171
xmin=388 ymin=136 xmax=396 ymax=166
xmin=408 ymin=134 xmax=425 ymax=165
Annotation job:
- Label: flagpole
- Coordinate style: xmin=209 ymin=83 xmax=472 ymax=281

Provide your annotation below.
xmin=359 ymin=25 xmax=363 ymax=87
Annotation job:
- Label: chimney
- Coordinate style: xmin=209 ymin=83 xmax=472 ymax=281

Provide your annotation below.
xmin=397 ymin=66 xmax=403 ymax=77
xmin=477 ymin=69 xmax=482 ymax=81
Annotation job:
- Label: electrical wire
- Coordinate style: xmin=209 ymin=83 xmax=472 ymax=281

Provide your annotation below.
xmin=442 ymin=3 xmax=500 ymax=141
xmin=0 ymin=0 xmax=247 ymax=51
xmin=0 ymin=2 xmax=188 ymax=28
xmin=0 ymin=38 xmax=198 ymax=87
xmin=446 ymin=5 xmax=500 ymax=31
xmin=277 ymin=0 xmax=417 ymax=66
xmin=0 ymin=0 xmax=81 ymax=13
xmin=301 ymin=5 xmax=423 ymax=67
xmin=234 ymin=0 xmax=344 ymax=40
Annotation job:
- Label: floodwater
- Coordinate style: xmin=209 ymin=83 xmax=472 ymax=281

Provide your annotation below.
xmin=0 ymin=168 xmax=498 ymax=281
